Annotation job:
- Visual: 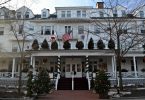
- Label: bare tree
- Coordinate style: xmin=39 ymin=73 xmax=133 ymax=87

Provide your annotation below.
xmin=88 ymin=0 xmax=145 ymax=90
xmin=4 ymin=7 xmax=40 ymax=95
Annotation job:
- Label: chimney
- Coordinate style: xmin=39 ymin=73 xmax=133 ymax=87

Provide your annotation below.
xmin=96 ymin=2 xmax=104 ymax=9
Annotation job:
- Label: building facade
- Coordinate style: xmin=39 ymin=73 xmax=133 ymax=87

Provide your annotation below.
xmin=0 ymin=2 xmax=145 ymax=90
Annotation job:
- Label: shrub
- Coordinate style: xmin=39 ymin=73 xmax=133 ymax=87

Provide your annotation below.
xmin=32 ymin=39 xmax=39 ymax=50
xmin=88 ymin=38 xmax=94 ymax=50
xmin=97 ymin=39 xmax=105 ymax=49
xmin=94 ymin=70 xmax=110 ymax=99
xmin=33 ymin=68 xmax=51 ymax=94
xmin=76 ymin=41 xmax=84 ymax=50
xmin=63 ymin=40 xmax=71 ymax=50
xmin=41 ymin=39 xmax=49 ymax=49
xmin=51 ymin=41 xmax=58 ymax=50
xmin=108 ymin=38 xmax=115 ymax=49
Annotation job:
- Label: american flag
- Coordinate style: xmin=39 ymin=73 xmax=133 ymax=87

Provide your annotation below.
xmin=62 ymin=30 xmax=72 ymax=42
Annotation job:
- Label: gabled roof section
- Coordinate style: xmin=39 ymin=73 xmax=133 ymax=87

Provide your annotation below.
xmin=16 ymin=6 xmax=34 ymax=14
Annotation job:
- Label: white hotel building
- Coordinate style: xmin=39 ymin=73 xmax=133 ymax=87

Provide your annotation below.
xmin=0 ymin=2 xmax=145 ymax=90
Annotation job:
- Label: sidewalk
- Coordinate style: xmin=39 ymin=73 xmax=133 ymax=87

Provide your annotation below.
xmin=37 ymin=90 xmax=100 ymax=100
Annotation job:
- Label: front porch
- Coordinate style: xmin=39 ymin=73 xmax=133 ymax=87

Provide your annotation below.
xmin=0 ymin=50 xmax=145 ymax=89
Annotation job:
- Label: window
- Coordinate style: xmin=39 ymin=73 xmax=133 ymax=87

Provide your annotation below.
xmin=65 ymin=26 xmax=71 ymax=33
xmin=0 ymin=27 xmax=4 ymax=35
xmin=77 ymin=11 xmax=81 ymax=17
xmin=141 ymin=25 xmax=145 ymax=33
xmin=61 ymin=11 xmax=65 ymax=18
xmin=78 ymin=26 xmax=84 ymax=34
xmin=94 ymin=26 xmax=100 ymax=34
xmin=17 ymin=12 xmax=21 ymax=19
xmin=121 ymin=10 xmax=126 ymax=17
xmin=82 ymin=11 xmax=86 ymax=17
xmin=25 ymin=12 xmax=29 ymax=18
xmin=99 ymin=11 xmax=104 ymax=17
xmin=42 ymin=12 xmax=46 ymax=18
xmin=41 ymin=26 xmax=43 ymax=35
xmin=141 ymin=30 xmax=145 ymax=33
xmin=19 ymin=25 xmax=23 ymax=34
xmin=45 ymin=26 xmax=51 ymax=35
xmin=113 ymin=9 xmax=118 ymax=17
xmin=67 ymin=11 xmax=71 ymax=18
xmin=140 ymin=11 xmax=144 ymax=18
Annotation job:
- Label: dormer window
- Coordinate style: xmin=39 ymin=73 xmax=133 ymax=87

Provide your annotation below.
xmin=17 ymin=12 xmax=21 ymax=19
xmin=113 ymin=9 xmax=118 ymax=17
xmin=99 ymin=11 xmax=104 ymax=17
xmin=67 ymin=11 xmax=71 ymax=18
xmin=42 ymin=12 xmax=46 ymax=18
xmin=82 ymin=11 xmax=86 ymax=18
xmin=25 ymin=12 xmax=29 ymax=18
xmin=140 ymin=11 xmax=144 ymax=18
xmin=61 ymin=11 xmax=65 ymax=18
xmin=77 ymin=11 xmax=81 ymax=17
xmin=121 ymin=10 xmax=126 ymax=17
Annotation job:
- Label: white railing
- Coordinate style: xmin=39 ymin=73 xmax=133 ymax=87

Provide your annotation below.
xmin=86 ymin=72 xmax=90 ymax=90
xmin=72 ymin=73 xmax=74 ymax=90
xmin=0 ymin=72 xmax=27 ymax=79
xmin=55 ymin=73 xmax=60 ymax=90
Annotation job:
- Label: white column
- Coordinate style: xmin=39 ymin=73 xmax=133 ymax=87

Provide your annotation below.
xmin=30 ymin=56 xmax=33 ymax=66
xmin=12 ymin=58 xmax=16 ymax=78
xmin=113 ymin=56 xmax=117 ymax=78
xmin=133 ymin=56 xmax=137 ymax=77
xmin=57 ymin=56 xmax=61 ymax=73
xmin=112 ymin=56 xmax=115 ymax=78
xmin=32 ymin=56 xmax=35 ymax=72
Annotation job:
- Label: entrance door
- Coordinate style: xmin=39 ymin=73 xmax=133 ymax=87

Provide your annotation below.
xmin=65 ymin=63 xmax=82 ymax=78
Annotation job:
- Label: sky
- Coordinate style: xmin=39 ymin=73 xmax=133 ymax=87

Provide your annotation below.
xmin=1 ymin=0 xmax=145 ymax=14
xmin=1 ymin=0 xmax=101 ymax=14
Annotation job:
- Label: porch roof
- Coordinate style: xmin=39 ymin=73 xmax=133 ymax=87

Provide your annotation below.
xmin=30 ymin=49 xmax=115 ymax=57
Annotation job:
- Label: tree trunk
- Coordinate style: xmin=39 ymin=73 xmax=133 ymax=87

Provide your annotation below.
xmin=117 ymin=32 xmax=123 ymax=90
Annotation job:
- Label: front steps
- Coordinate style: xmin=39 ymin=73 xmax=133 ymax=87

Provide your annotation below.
xmin=57 ymin=78 xmax=72 ymax=90
xmin=74 ymin=78 xmax=88 ymax=90
xmin=57 ymin=78 xmax=88 ymax=90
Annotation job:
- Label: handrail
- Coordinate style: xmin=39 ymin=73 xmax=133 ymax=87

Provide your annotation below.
xmin=55 ymin=73 xmax=60 ymax=90
xmin=72 ymin=73 xmax=74 ymax=90
xmin=86 ymin=72 xmax=90 ymax=90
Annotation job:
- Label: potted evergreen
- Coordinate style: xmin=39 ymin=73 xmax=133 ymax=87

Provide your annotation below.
xmin=51 ymin=40 xmax=58 ymax=50
xmin=97 ymin=39 xmax=105 ymax=49
xmin=32 ymin=39 xmax=39 ymax=50
xmin=76 ymin=41 xmax=84 ymax=50
xmin=63 ymin=40 xmax=71 ymax=50
xmin=108 ymin=38 xmax=115 ymax=49
xmin=94 ymin=70 xmax=110 ymax=99
xmin=88 ymin=38 xmax=94 ymax=50
xmin=41 ymin=39 xmax=49 ymax=50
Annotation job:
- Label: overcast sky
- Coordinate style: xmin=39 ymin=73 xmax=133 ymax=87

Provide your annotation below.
xmin=1 ymin=0 xmax=101 ymax=14
xmin=1 ymin=0 xmax=144 ymax=14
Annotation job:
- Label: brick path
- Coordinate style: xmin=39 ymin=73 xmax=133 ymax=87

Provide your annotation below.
xmin=37 ymin=90 xmax=100 ymax=100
